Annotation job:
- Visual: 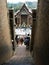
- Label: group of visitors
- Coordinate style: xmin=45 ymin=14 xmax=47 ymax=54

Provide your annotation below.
xmin=15 ymin=34 xmax=30 ymax=49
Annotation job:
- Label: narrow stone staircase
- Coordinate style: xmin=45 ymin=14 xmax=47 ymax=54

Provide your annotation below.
xmin=2 ymin=44 xmax=34 ymax=65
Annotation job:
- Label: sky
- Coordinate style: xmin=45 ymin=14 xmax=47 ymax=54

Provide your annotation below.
xmin=7 ymin=0 xmax=38 ymax=3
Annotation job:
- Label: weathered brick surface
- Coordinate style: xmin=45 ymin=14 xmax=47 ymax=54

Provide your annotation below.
xmin=33 ymin=0 xmax=49 ymax=65
xmin=30 ymin=9 xmax=37 ymax=53
xmin=0 ymin=0 xmax=12 ymax=64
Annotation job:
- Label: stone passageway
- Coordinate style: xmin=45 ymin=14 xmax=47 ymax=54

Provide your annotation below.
xmin=3 ymin=43 xmax=34 ymax=65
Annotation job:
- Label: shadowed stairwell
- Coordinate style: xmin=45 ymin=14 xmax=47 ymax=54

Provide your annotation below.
xmin=2 ymin=44 xmax=34 ymax=65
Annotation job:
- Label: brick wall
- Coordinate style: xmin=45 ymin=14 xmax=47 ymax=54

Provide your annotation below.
xmin=0 ymin=0 xmax=13 ymax=64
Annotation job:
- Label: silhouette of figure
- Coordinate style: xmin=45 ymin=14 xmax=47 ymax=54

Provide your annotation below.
xmin=24 ymin=34 xmax=30 ymax=49
xmin=15 ymin=35 xmax=19 ymax=45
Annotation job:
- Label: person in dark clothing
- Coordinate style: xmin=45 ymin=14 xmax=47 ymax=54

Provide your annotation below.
xmin=15 ymin=35 xmax=18 ymax=45
xmin=24 ymin=34 xmax=30 ymax=49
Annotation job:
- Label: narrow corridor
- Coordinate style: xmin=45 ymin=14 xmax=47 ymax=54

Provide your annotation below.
xmin=3 ymin=44 xmax=34 ymax=65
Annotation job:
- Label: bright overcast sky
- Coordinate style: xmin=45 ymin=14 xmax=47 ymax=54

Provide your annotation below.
xmin=7 ymin=0 xmax=38 ymax=3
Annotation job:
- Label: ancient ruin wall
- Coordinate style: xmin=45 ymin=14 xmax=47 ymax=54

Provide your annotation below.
xmin=30 ymin=9 xmax=37 ymax=55
xmin=0 ymin=0 xmax=12 ymax=64
xmin=33 ymin=0 xmax=49 ymax=65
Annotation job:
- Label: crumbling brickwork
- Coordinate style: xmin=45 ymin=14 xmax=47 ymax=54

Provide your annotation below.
xmin=30 ymin=9 xmax=37 ymax=55
xmin=0 ymin=0 xmax=12 ymax=64
xmin=33 ymin=0 xmax=49 ymax=65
